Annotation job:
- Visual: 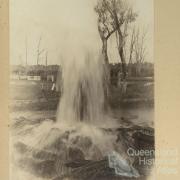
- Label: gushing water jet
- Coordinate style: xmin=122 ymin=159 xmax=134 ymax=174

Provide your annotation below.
xmin=57 ymin=51 xmax=106 ymax=125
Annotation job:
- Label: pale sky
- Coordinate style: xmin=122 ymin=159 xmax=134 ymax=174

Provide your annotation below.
xmin=10 ymin=0 xmax=153 ymax=65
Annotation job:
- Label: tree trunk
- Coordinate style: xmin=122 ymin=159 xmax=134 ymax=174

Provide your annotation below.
xmin=101 ymin=38 xmax=110 ymax=111
xmin=102 ymin=39 xmax=109 ymax=64
xmin=119 ymin=47 xmax=127 ymax=80
xmin=117 ymin=30 xmax=127 ymax=80
xmin=136 ymin=62 xmax=142 ymax=76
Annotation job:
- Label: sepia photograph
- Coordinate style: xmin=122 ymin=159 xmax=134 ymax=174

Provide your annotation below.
xmin=9 ymin=0 xmax=154 ymax=179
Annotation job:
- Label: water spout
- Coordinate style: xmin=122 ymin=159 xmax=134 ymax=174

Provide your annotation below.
xmin=57 ymin=51 xmax=106 ymax=124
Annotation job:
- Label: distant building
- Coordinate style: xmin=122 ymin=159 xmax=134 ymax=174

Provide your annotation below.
xmin=10 ymin=64 xmax=62 ymax=84
xmin=19 ymin=75 xmax=28 ymax=80
xmin=27 ymin=75 xmax=41 ymax=81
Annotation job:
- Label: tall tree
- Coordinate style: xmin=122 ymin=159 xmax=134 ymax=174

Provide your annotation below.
xmin=95 ymin=1 xmax=116 ymax=65
xmin=127 ymin=27 xmax=136 ymax=76
xmin=126 ymin=27 xmax=147 ymax=76
xmin=95 ymin=1 xmax=117 ymax=103
xmin=95 ymin=0 xmax=137 ymax=80
xmin=36 ymin=36 xmax=45 ymax=65
xmin=133 ymin=28 xmax=147 ymax=76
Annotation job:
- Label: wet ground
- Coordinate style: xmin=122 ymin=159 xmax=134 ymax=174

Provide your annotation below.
xmin=10 ymin=80 xmax=154 ymax=180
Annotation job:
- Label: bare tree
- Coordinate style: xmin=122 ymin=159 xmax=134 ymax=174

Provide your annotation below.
xmin=36 ymin=36 xmax=45 ymax=65
xmin=25 ymin=37 xmax=28 ymax=66
xmin=127 ymin=27 xmax=136 ymax=76
xmin=95 ymin=1 xmax=116 ymax=65
xmin=134 ymin=28 xmax=147 ymax=76
xmin=95 ymin=1 xmax=117 ymax=103
xmin=128 ymin=27 xmax=136 ymax=64
xmin=95 ymin=0 xmax=137 ymax=80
